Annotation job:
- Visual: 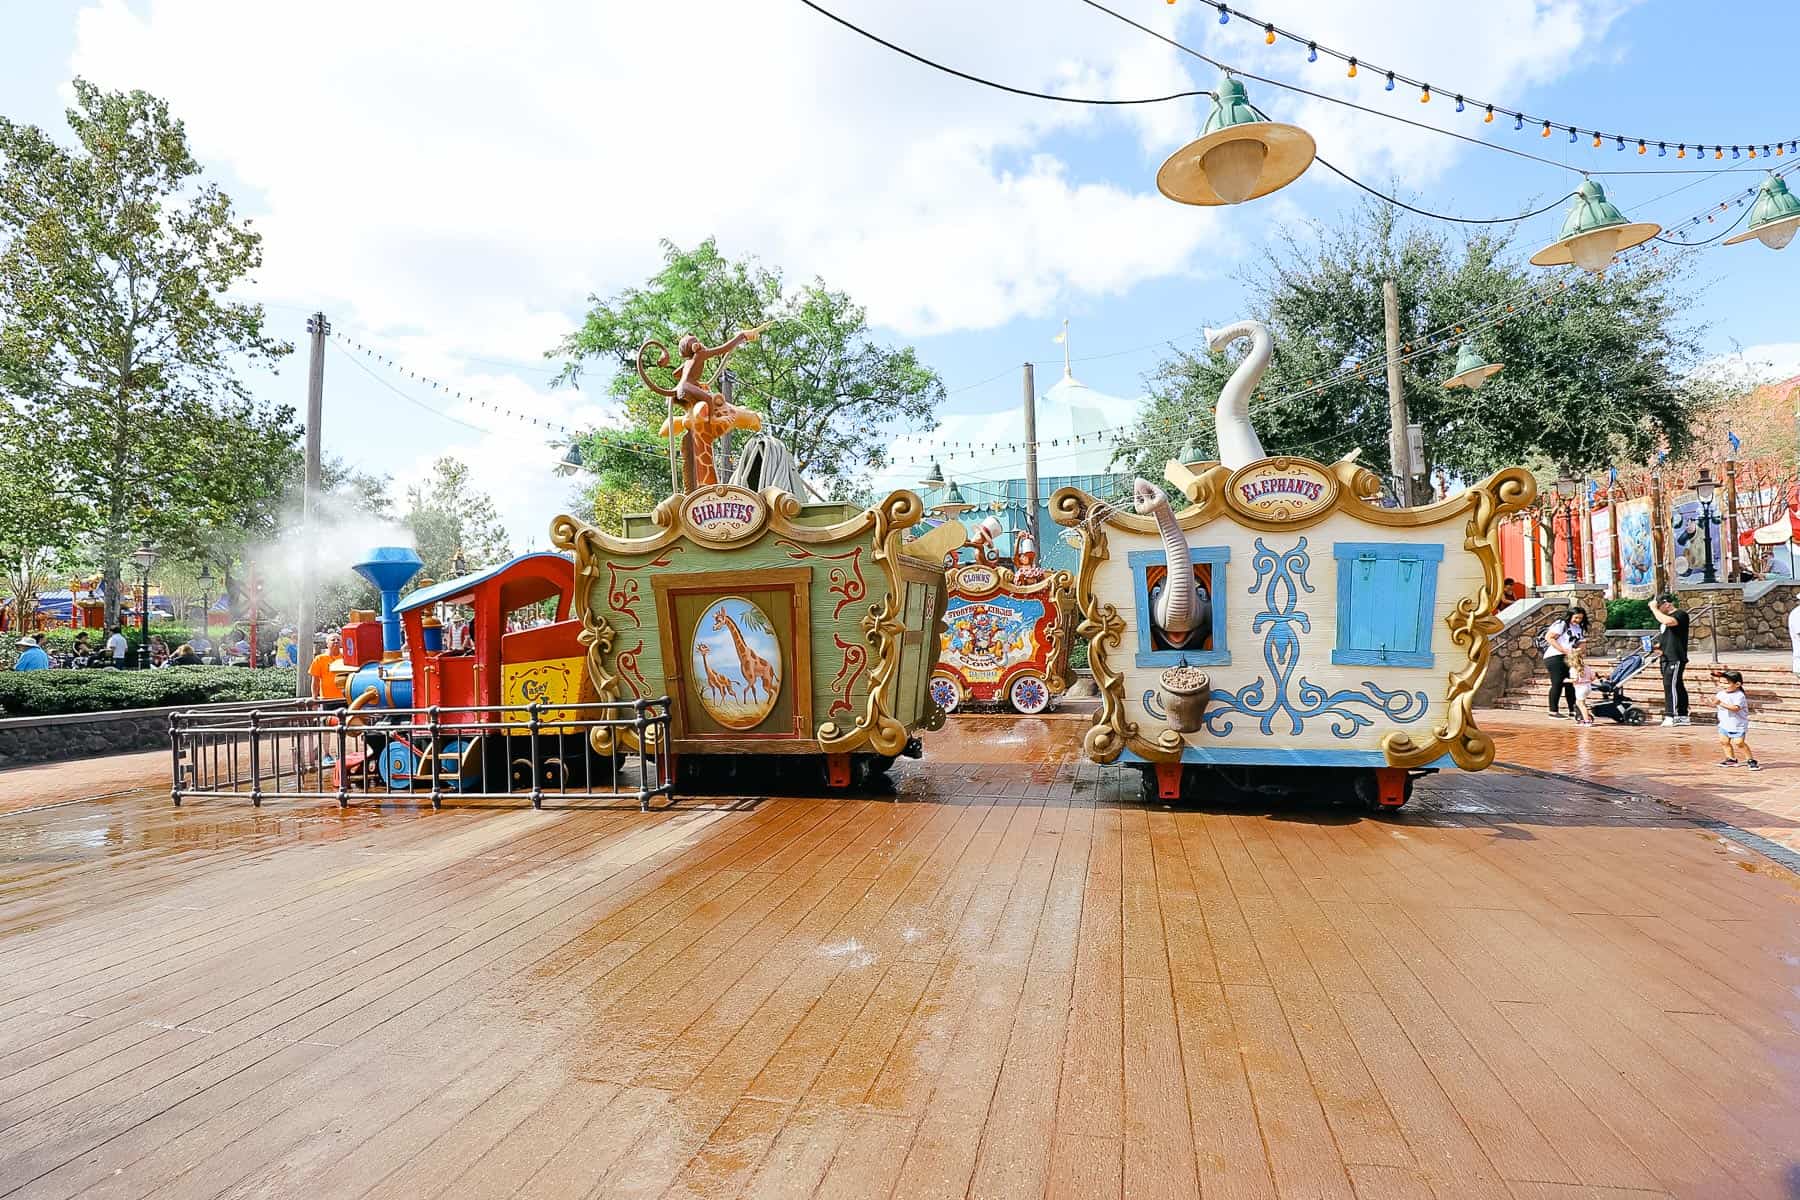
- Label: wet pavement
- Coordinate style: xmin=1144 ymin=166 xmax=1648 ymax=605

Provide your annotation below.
xmin=0 ymin=719 xmax=1797 ymax=1198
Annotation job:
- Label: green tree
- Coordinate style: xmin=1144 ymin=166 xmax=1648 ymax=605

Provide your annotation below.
xmin=0 ymin=411 xmax=81 ymax=629
xmin=0 ymin=81 xmax=296 ymax=625
xmin=553 ymin=238 xmax=944 ymax=501
xmin=1119 ymin=200 xmax=1707 ymax=486
xmin=404 ymin=456 xmax=512 ymax=582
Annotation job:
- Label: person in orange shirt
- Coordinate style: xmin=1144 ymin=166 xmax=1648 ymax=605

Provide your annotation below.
xmin=309 ymin=632 xmax=346 ymax=704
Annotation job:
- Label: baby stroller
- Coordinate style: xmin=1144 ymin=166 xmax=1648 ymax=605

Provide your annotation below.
xmin=1588 ymin=636 xmax=1653 ymax=725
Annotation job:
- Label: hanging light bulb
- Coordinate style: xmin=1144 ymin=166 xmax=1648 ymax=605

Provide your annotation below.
xmin=1307 ymin=42 xmax=1317 ymax=62
xmin=1385 ymin=71 xmax=1395 ymax=91
xmin=1264 ymin=23 xmax=1275 ymax=43
xmin=1347 ymin=57 xmax=1357 ymax=78
xmin=1485 ymin=105 xmax=1494 ymax=123
xmin=1443 ymin=340 xmax=1504 ymax=390
xmin=1732 ymin=146 xmax=1741 ymax=159
xmin=1156 ymin=73 xmax=1316 ymax=206
xmin=1616 ymin=135 xmax=1626 ymax=151
xmin=1749 ymin=146 xmax=1757 ymax=159
xmin=1542 ymin=120 xmax=1551 ymax=137
xmin=1216 ymin=3 xmax=1229 ymax=22
xmin=1638 ymin=140 xmax=1647 ymax=155
xmin=1420 ymin=85 xmax=1431 ymax=103
xmin=1658 ymin=142 xmax=1666 ymax=157
xmin=1455 ymin=95 xmax=1464 ymax=112
xmin=1531 ymin=179 xmax=1662 ymax=273
xmin=1723 ymin=174 xmax=1800 ymax=250
xmin=1677 ymin=144 xmax=1686 ymax=158
xmin=1592 ymin=133 xmax=1602 ymax=148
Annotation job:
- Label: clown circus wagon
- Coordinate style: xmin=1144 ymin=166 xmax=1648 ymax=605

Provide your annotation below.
xmin=927 ymin=528 xmax=1075 ymax=715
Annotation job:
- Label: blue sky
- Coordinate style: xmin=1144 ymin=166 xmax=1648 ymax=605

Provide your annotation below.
xmin=4 ymin=0 xmax=1796 ymax=545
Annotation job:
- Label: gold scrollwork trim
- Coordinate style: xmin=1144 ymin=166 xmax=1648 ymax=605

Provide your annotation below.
xmin=1052 ymin=463 xmax=1537 ymax=772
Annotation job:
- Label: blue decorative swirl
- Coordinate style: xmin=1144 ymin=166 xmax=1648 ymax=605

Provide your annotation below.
xmin=1201 ymin=536 xmax=1429 ymax=741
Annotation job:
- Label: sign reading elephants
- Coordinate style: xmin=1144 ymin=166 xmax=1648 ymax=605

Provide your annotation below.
xmin=1225 ymin=458 xmax=1339 ymax=523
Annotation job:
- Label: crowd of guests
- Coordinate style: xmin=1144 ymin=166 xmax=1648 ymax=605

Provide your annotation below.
xmin=9 ymin=623 xmax=297 ymax=672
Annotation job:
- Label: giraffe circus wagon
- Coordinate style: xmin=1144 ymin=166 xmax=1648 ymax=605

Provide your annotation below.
xmin=549 ymin=485 xmax=950 ymax=790
xmin=1052 ymin=319 xmax=1537 ymax=810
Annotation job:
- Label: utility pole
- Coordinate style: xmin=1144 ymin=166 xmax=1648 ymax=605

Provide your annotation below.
xmin=297 ymin=312 xmax=328 ymax=698
xmin=1382 ymin=279 xmax=1411 ymax=506
xmin=1022 ymin=362 xmax=1041 ymax=547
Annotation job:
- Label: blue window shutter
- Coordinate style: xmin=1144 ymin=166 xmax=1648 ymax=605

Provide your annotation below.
xmin=1332 ymin=542 xmax=1441 ymax=668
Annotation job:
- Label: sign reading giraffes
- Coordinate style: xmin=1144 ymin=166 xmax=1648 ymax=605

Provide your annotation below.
xmin=691 ymin=595 xmax=784 ymax=729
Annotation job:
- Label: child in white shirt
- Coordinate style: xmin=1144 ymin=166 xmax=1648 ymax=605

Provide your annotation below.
xmin=1714 ymin=670 xmax=1757 ymax=771
xmin=1569 ymin=649 xmax=1598 ymax=726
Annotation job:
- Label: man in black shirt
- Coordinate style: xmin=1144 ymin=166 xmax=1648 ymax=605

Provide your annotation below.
xmin=1652 ymin=593 xmax=1690 ymax=726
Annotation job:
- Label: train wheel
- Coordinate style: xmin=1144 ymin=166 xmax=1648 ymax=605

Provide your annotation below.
xmin=1008 ymin=673 xmax=1051 ymax=715
xmin=929 ymin=674 xmax=960 ymax=715
xmin=377 ymin=740 xmax=419 ymax=789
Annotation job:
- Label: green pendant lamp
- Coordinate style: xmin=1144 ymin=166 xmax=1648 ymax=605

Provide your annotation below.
xmin=1724 ymin=174 xmax=1800 ymax=249
xmin=1443 ymin=340 xmax=1503 ymax=390
xmin=1530 ymin=179 xmax=1661 ymax=273
xmin=1157 ymin=74 xmax=1316 ymax=206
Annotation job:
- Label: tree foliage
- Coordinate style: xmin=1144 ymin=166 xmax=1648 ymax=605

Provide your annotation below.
xmin=0 ymin=81 xmax=297 ymax=624
xmin=553 ymin=238 xmax=944 ymax=501
xmin=1118 ymin=200 xmax=1708 ymax=486
xmin=403 ymin=456 xmax=512 ymax=582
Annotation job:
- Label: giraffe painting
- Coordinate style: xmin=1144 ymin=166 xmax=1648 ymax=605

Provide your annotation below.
xmin=696 ymin=643 xmax=736 ymax=702
xmin=691 ymin=596 xmax=782 ymax=730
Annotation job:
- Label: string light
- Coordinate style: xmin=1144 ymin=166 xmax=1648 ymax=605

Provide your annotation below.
xmin=1420 ymin=85 xmax=1431 ymax=103
xmin=1484 ymin=105 xmax=1494 ymax=123
xmin=1126 ymin=2 xmax=1797 ymax=163
xmin=1455 ymin=94 xmax=1464 ymax=113
xmin=1592 ymin=133 xmax=1602 ymax=148
xmin=1542 ymin=120 xmax=1552 ymax=138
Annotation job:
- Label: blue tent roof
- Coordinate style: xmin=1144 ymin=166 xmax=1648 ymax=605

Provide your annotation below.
xmin=395 ymin=552 xmax=570 ymax=614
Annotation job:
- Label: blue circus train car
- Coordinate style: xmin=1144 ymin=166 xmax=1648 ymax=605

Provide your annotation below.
xmin=1051 ymin=321 xmax=1536 ymax=809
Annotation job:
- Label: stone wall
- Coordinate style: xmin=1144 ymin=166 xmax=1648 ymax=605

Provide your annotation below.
xmin=1533 ymin=584 xmax=1608 ymax=637
xmin=1673 ymin=582 xmax=1746 ymax=652
xmin=0 ymin=700 xmax=275 ymax=769
xmin=1475 ymin=597 xmax=1565 ymax=707
xmin=1745 ymin=581 xmax=1800 ymax=650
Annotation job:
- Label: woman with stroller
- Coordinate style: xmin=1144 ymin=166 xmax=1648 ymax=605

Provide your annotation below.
xmin=1543 ymin=606 xmax=1589 ymax=719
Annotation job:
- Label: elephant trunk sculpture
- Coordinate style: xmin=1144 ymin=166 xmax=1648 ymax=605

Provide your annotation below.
xmin=1204 ymin=319 xmax=1272 ymax=470
xmin=1133 ymin=479 xmax=1209 ymax=646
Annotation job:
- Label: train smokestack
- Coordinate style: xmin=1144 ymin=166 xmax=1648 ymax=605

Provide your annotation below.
xmin=352 ymin=547 xmax=423 ymax=659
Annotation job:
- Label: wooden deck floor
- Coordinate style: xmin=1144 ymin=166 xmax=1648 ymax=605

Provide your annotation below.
xmin=0 ymin=762 xmax=1796 ymax=1199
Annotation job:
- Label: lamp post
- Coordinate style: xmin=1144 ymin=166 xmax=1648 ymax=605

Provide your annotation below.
xmin=129 ymin=543 xmax=157 ymax=670
xmin=1692 ymin=467 xmax=1722 ymax=585
xmin=197 ymin=564 xmax=214 ymax=660
xmin=1554 ymin=475 xmax=1578 ymax=582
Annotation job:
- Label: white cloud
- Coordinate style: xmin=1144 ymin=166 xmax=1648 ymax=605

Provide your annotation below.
xmin=1700 ymin=342 xmax=1800 ymax=385
xmin=60 ymin=0 xmax=1634 ymax=541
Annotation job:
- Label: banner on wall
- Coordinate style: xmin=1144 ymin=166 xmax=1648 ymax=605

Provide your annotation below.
xmin=1669 ymin=495 xmax=1724 ymax=583
xmin=1590 ymin=506 xmax=1613 ymax=596
xmin=1617 ymin=497 xmax=1655 ymax=598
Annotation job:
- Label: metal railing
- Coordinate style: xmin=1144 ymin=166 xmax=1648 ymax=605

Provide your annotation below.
xmin=170 ymin=697 xmax=673 ymax=810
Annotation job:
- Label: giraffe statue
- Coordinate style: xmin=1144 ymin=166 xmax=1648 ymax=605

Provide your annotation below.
xmin=696 ymin=643 xmax=736 ymax=701
xmin=712 ymin=608 xmax=778 ymax=702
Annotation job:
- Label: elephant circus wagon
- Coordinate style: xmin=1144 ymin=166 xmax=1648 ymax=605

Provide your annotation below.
xmin=927 ymin=524 xmax=1075 ymax=715
xmin=1052 ymin=320 xmax=1535 ymax=809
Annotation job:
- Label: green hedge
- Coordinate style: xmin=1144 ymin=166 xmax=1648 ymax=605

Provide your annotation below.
xmin=1067 ymin=637 xmax=1089 ymax=672
xmin=0 ymin=667 xmax=297 ymax=718
xmin=1606 ymin=598 xmax=1653 ymax=630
